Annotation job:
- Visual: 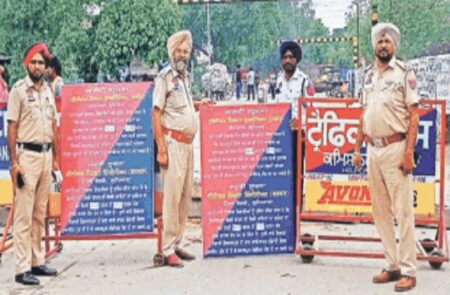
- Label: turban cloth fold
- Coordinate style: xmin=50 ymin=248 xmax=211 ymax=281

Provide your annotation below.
xmin=167 ymin=30 xmax=193 ymax=60
xmin=279 ymin=41 xmax=302 ymax=62
xmin=371 ymin=23 xmax=400 ymax=50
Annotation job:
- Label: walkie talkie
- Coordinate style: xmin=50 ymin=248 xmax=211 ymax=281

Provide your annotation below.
xmin=17 ymin=172 xmax=25 ymax=189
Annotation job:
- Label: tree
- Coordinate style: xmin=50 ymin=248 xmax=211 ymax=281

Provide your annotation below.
xmin=181 ymin=1 xmax=328 ymax=74
xmin=0 ymin=0 xmax=90 ymax=83
xmin=93 ymin=0 xmax=182 ymax=77
xmin=344 ymin=0 xmax=450 ymax=64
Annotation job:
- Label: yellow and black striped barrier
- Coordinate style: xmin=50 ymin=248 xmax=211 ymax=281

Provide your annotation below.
xmin=174 ymin=0 xmax=276 ymax=4
xmin=275 ymin=36 xmax=359 ymax=68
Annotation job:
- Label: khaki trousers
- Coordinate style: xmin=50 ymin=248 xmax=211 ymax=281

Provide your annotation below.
xmin=161 ymin=135 xmax=193 ymax=255
xmin=367 ymin=140 xmax=416 ymax=277
xmin=14 ymin=149 xmax=52 ymax=274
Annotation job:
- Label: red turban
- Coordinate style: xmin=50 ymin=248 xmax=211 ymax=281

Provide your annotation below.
xmin=23 ymin=42 xmax=50 ymax=68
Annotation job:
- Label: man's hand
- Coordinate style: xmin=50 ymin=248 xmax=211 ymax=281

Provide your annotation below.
xmin=194 ymin=98 xmax=214 ymax=111
xmin=200 ymin=98 xmax=214 ymax=105
xmin=9 ymin=164 xmax=23 ymax=188
xmin=289 ymin=118 xmax=299 ymax=130
xmin=52 ymin=159 xmax=60 ymax=172
xmin=399 ymin=151 xmax=415 ymax=175
xmin=157 ymin=149 xmax=169 ymax=168
xmin=352 ymin=153 xmax=361 ymax=168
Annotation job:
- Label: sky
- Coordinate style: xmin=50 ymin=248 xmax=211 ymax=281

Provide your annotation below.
xmin=311 ymin=0 xmax=354 ymax=30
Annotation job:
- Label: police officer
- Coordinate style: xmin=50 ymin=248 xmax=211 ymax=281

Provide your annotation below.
xmin=274 ymin=41 xmax=314 ymax=208
xmin=7 ymin=42 xmax=59 ymax=285
xmin=353 ymin=23 xmax=419 ymax=292
xmin=152 ymin=30 xmax=211 ymax=267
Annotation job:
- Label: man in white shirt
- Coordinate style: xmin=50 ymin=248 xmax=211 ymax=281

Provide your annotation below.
xmin=275 ymin=40 xmax=314 ymax=210
xmin=246 ymin=67 xmax=255 ymax=101
xmin=275 ymin=41 xmax=314 ymax=127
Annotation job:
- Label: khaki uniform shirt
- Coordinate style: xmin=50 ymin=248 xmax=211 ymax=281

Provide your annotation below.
xmin=6 ymin=76 xmax=56 ymax=143
xmin=362 ymin=57 xmax=420 ymax=138
xmin=153 ymin=66 xmax=198 ymax=137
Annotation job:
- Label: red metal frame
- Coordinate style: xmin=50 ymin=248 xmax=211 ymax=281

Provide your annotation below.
xmin=296 ymin=97 xmax=449 ymax=266
xmin=43 ymin=99 xmax=163 ymax=260
xmin=1 ymin=196 xmax=162 ymax=260
xmin=44 ymin=216 xmax=163 ymax=259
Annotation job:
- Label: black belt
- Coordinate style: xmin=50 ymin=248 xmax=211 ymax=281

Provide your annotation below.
xmin=18 ymin=142 xmax=52 ymax=153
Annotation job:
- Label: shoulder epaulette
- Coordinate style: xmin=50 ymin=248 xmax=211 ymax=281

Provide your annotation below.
xmin=12 ymin=79 xmax=25 ymax=89
xmin=156 ymin=66 xmax=172 ymax=79
xmin=395 ymin=59 xmax=408 ymax=71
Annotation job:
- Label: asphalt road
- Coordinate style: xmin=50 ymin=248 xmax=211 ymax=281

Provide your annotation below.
xmin=0 ymin=221 xmax=449 ymax=295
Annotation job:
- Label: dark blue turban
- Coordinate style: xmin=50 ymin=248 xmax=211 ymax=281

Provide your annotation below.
xmin=279 ymin=41 xmax=302 ymax=62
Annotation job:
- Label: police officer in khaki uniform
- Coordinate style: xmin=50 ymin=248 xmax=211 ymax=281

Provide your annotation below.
xmin=153 ymin=30 xmax=211 ymax=267
xmin=353 ymin=23 xmax=419 ymax=292
xmin=7 ymin=42 xmax=59 ymax=285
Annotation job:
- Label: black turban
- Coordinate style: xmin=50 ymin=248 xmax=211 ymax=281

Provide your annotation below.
xmin=279 ymin=41 xmax=302 ymax=62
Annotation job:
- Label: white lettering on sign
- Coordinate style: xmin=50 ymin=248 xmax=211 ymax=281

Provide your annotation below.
xmin=307 ymin=110 xmax=434 ymax=150
xmin=307 ymin=110 xmax=358 ymax=150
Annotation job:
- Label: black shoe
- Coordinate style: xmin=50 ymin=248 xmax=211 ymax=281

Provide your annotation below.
xmin=31 ymin=265 xmax=58 ymax=276
xmin=15 ymin=272 xmax=40 ymax=285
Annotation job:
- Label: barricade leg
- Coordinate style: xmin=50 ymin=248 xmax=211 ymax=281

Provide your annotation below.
xmin=0 ymin=206 xmax=14 ymax=260
xmin=153 ymin=217 xmax=165 ymax=266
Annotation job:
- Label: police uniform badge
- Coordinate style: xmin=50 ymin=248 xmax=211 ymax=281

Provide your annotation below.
xmin=26 ymin=88 xmax=35 ymax=102
xmin=408 ymin=79 xmax=417 ymax=90
xmin=365 ymin=72 xmax=374 ymax=86
xmin=172 ymin=76 xmax=180 ymax=91
xmin=275 ymin=82 xmax=282 ymax=94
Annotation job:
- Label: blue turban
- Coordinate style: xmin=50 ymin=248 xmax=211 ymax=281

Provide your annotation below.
xmin=279 ymin=41 xmax=302 ymax=62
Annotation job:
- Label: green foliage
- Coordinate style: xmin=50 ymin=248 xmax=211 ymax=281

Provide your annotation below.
xmin=342 ymin=0 xmax=450 ymax=66
xmin=0 ymin=0 xmax=181 ymax=83
xmin=181 ymin=1 xmax=328 ymax=73
xmin=1 ymin=0 xmax=448 ymax=84
xmin=0 ymin=0 xmax=90 ymax=83
xmin=93 ymin=0 xmax=181 ymax=76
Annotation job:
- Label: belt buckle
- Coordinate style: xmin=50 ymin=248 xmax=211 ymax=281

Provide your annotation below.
xmin=373 ymin=138 xmax=384 ymax=148
xmin=42 ymin=143 xmax=50 ymax=151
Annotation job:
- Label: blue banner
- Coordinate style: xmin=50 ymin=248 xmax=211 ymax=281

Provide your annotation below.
xmin=61 ymin=83 xmax=154 ymax=235
xmin=201 ymin=104 xmax=295 ymax=257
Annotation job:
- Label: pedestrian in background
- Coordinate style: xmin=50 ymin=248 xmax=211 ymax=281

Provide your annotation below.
xmin=268 ymin=71 xmax=276 ymax=100
xmin=7 ymin=42 xmax=59 ymax=285
xmin=0 ymin=65 xmax=8 ymax=103
xmin=246 ymin=67 xmax=255 ymax=101
xmin=353 ymin=23 xmax=419 ymax=292
xmin=235 ymin=64 xmax=242 ymax=100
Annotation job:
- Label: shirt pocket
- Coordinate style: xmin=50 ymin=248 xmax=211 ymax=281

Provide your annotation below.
xmin=22 ymin=100 xmax=40 ymax=120
xmin=362 ymin=84 xmax=374 ymax=106
xmin=166 ymin=89 xmax=188 ymax=110
xmin=380 ymin=80 xmax=404 ymax=107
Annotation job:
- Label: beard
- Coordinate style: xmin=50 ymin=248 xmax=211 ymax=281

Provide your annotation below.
xmin=282 ymin=63 xmax=296 ymax=74
xmin=28 ymin=69 xmax=44 ymax=83
xmin=376 ymin=50 xmax=393 ymax=64
xmin=171 ymin=59 xmax=188 ymax=73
